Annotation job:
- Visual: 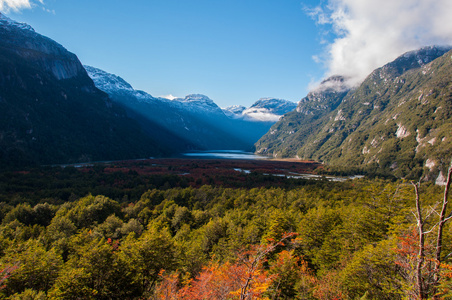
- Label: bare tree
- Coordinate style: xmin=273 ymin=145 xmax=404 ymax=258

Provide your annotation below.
xmin=411 ymin=160 xmax=452 ymax=299
xmin=412 ymin=181 xmax=427 ymax=299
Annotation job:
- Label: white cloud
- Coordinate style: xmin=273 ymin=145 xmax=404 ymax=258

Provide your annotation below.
xmin=309 ymin=0 xmax=452 ymax=88
xmin=0 ymin=0 xmax=45 ymax=13
xmin=0 ymin=0 xmax=31 ymax=12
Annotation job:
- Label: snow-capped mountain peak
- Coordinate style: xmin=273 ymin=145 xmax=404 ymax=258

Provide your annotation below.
xmin=84 ymin=65 xmax=160 ymax=104
xmin=0 ymin=13 xmax=35 ymax=32
xmin=248 ymin=98 xmax=297 ymax=115
xmin=230 ymin=98 xmax=297 ymax=122
xmin=84 ymin=66 xmax=134 ymax=92
xmin=181 ymin=94 xmax=213 ymax=104
xmin=223 ymin=98 xmax=296 ymax=122
xmin=172 ymin=94 xmax=224 ymax=115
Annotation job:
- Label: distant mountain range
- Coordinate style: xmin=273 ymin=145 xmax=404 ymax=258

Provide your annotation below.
xmin=256 ymin=46 xmax=452 ymax=179
xmin=85 ymin=65 xmax=296 ymax=151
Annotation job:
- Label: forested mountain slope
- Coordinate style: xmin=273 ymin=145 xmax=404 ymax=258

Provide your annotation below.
xmin=256 ymin=46 xmax=452 ymax=179
xmin=0 ymin=14 xmax=168 ymax=167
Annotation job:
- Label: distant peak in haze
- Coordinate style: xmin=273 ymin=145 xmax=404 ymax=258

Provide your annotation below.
xmin=311 ymin=75 xmax=351 ymax=93
xmin=251 ymin=98 xmax=296 ymax=109
xmin=223 ymin=98 xmax=297 ymax=122
xmin=181 ymin=94 xmax=214 ymax=103
xmin=223 ymin=105 xmax=246 ymax=113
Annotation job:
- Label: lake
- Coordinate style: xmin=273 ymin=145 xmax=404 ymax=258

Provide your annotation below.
xmin=182 ymin=150 xmax=364 ymax=182
xmin=182 ymin=150 xmax=268 ymax=160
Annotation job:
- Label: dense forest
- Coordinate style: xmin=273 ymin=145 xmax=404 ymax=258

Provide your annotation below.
xmin=0 ymin=161 xmax=451 ymax=299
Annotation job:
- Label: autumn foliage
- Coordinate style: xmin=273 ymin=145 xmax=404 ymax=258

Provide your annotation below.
xmin=154 ymin=233 xmax=309 ymax=300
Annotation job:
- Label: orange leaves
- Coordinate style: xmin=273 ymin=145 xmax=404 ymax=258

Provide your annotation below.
xmin=154 ymin=270 xmax=183 ymax=300
xmin=192 ymin=261 xmax=273 ymax=300
xmin=106 ymin=237 xmax=119 ymax=251
xmin=154 ymin=232 xmax=302 ymax=300
xmin=156 ymin=256 xmax=275 ymax=299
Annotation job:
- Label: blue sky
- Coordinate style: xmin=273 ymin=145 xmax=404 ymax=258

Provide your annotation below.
xmin=5 ymin=0 xmax=325 ymax=107
xmin=3 ymin=0 xmax=452 ymax=107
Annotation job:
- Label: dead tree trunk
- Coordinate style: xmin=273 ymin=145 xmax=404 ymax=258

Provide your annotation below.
xmin=412 ymin=181 xmax=426 ymax=299
xmin=410 ymin=160 xmax=452 ymax=299
xmin=432 ymin=161 xmax=452 ymax=298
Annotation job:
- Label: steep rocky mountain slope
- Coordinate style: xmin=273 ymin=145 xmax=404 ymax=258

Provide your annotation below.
xmin=256 ymin=46 xmax=452 ymax=178
xmin=255 ymin=76 xmax=350 ymax=157
xmin=0 ymin=14 xmax=170 ymax=167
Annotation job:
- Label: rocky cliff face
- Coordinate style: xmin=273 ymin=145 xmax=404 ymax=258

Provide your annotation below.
xmin=0 ymin=14 xmax=167 ymax=167
xmin=0 ymin=13 xmax=86 ymax=81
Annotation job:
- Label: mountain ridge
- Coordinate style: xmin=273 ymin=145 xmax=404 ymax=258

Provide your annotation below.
xmin=256 ymin=45 xmax=452 ymax=179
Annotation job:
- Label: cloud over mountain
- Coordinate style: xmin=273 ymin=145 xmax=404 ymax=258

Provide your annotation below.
xmin=309 ymin=0 xmax=452 ymax=88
